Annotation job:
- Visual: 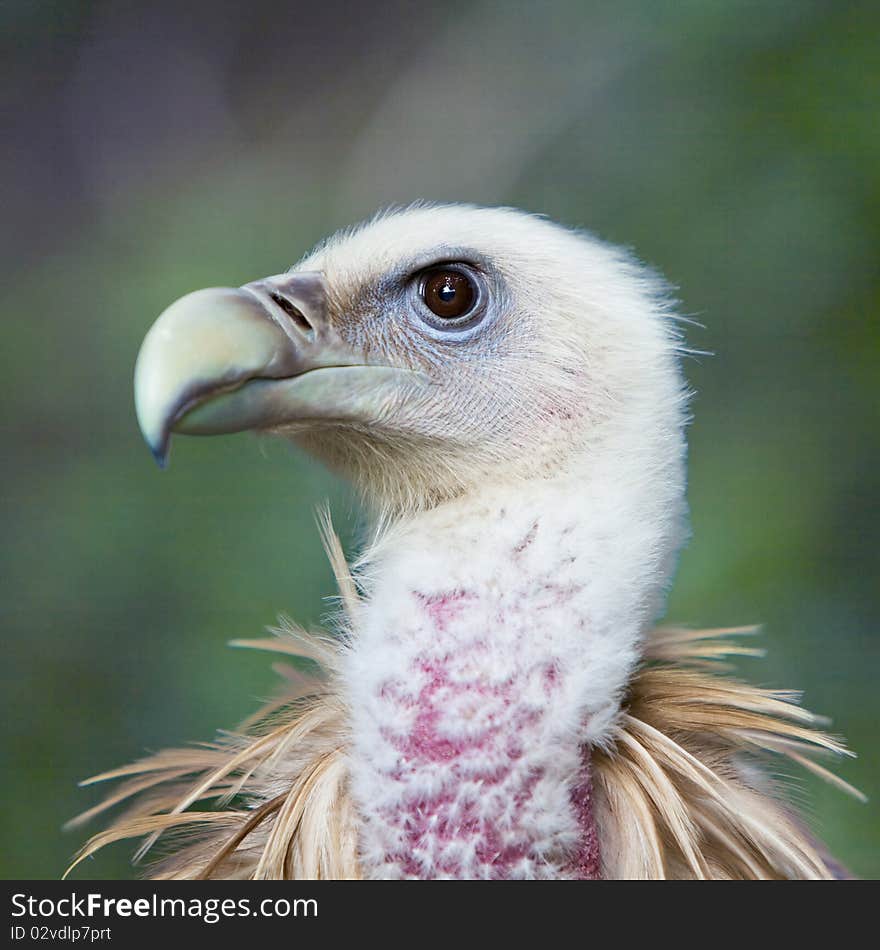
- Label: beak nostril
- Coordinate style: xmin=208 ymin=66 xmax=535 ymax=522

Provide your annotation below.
xmin=269 ymin=292 xmax=314 ymax=336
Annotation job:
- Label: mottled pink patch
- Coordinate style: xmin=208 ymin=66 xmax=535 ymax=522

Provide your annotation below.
xmin=512 ymin=521 xmax=539 ymax=556
xmin=414 ymin=589 xmax=475 ymax=632
xmin=403 ymin=661 xmax=488 ymax=764
xmin=378 ymin=651 xmax=601 ymax=879
xmin=566 ymin=749 xmax=602 ymax=879
xmin=385 ymin=659 xmax=535 ymax=876
xmin=542 ymin=663 xmax=560 ymax=693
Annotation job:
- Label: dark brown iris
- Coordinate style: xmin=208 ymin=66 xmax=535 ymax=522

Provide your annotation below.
xmin=421 ymin=269 xmax=477 ymax=320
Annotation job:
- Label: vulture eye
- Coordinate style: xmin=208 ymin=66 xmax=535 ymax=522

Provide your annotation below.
xmin=419 ymin=267 xmax=479 ymax=323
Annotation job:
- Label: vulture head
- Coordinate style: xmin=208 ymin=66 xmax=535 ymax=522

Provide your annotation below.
xmin=136 ymin=204 xmax=687 ymax=518
xmin=76 ymin=203 xmax=853 ymax=881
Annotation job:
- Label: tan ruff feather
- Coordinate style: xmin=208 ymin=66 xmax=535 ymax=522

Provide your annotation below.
xmin=67 ymin=545 xmax=860 ymax=880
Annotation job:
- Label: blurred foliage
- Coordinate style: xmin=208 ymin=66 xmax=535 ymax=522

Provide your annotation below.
xmin=2 ymin=0 xmax=877 ymax=878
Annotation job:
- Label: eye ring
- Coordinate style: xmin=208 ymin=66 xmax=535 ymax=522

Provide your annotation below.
xmin=415 ymin=264 xmax=484 ymax=330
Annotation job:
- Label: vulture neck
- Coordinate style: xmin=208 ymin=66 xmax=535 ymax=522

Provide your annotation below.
xmin=342 ymin=448 xmax=686 ymax=879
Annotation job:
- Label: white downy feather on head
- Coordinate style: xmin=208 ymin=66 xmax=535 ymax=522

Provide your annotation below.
xmin=293 ymin=204 xmax=690 ymax=520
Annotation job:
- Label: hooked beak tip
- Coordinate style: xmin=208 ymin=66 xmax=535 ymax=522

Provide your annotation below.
xmin=142 ymin=425 xmax=170 ymax=469
xmin=151 ymin=444 xmax=170 ymax=469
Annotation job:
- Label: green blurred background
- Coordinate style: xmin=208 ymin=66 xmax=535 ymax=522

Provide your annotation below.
xmin=2 ymin=0 xmax=877 ymax=878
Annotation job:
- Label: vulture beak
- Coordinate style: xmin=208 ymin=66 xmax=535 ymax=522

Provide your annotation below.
xmin=134 ymin=272 xmax=413 ymax=467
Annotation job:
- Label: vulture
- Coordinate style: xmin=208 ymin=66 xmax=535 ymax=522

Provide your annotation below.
xmin=69 ymin=204 xmax=860 ymax=880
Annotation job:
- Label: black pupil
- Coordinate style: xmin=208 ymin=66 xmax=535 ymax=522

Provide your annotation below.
xmin=423 ymin=269 xmax=476 ymax=320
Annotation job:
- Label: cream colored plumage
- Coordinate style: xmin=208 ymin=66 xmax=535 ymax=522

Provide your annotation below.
xmin=67 ymin=610 xmax=860 ymax=880
xmin=70 ymin=204 xmax=860 ymax=879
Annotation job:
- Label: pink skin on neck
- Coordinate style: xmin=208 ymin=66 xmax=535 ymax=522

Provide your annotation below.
xmin=376 ymin=590 xmax=601 ymax=879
